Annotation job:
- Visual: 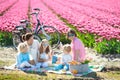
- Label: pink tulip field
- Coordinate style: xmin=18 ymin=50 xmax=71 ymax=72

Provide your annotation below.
xmin=43 ymin=0 xmax=120 ymax=40
xmin=0 ymin=0 xmax=29 ymax=32
xmin=0 ymin=0 xmax=120 ymax=39
xmin=30 ymin=0 xmax=69 ymax=33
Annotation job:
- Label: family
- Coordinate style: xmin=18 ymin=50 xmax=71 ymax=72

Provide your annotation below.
xmin=15 ymin=29 xmax=86 ymax=71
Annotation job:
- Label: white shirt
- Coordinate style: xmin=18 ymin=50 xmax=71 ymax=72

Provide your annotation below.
xmin=61 ymin=53 xmax=72 ymax=64
xmin=25 ymin=40 xmax=39 ymax=63
xmin=40 ymin=52 xmax=49 ymax=60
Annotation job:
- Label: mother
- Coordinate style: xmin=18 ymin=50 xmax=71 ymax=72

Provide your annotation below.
xmin=24 ymin=33 xmax=40 ymax=64
xmin=67 ymin=29 xmax=86 ymax=62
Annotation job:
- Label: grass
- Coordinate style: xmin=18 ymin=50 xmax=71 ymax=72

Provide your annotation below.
xmin=0 ymin=61 xmax=120 ymax=80
xmin=97 ymin=71 xmax=120 ymax=80
xmin=0 ymin=70 xmax=97 ymax=80
xmin=0 ymin=70 xmax=120 ymax=80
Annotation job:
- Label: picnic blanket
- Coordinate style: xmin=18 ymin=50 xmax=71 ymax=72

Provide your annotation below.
xmin=3 ymin=65 xmax=54 ymax=73
xmin=47 ymin=65 xmax=104 ymax=76
xmin=3 ymin=64 xmax=104 ymax=77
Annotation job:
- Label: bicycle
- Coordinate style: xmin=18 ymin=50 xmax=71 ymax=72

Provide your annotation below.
xmin=12 ymin=8 xmax=60 ymax=49
xmin=12 ymin=20 xmax=32 ymax=50
xmin=30 ymin=8 xmax=60 ymax=49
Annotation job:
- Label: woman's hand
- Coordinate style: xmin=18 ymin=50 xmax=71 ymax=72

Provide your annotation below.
xmin=38 ymin=58 xmax=45 ymax=62
xmin=29 ymin=60 xmax=35 ymax=65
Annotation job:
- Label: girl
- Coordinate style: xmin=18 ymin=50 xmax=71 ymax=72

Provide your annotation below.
xmin=36 ymin=39 xmax=52 ymax=68
xmin=16 ymin=43 xmax=35 ymax=69
xmin=67 ymin=29 xmax=86 ymax=62
xmin=54 ymin=44 xmax=72 ymax=71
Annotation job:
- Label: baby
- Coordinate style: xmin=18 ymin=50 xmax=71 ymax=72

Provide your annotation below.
xmin=54 ymin=44 xmax=72 ymax=71
xmin=16 ymin=43 xmax=35 ymax=69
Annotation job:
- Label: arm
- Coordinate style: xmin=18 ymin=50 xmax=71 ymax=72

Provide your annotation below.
xmin=75 ymin=50 xmax=80 ymax=61
xmin=44 ymin=46 xmax=53 ymax=62
xmin=61 ymin=55 xmax=66 ymax=65
xmin=56 ymin=57 xmax=61 ymax=64
xmin=16 ymin=54 xmax=22 ymax=67
xmin=48 ymin=53 xmax=52 ymax=61
xmin=75 ymin=38 xmax=86 ymax=61
xmin=37 ymin=53 xmax=45 ymax=62
xmin=29 ymin=54 xmax=35 ymax=65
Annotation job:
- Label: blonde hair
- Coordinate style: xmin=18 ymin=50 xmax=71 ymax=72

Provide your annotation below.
xmin=39 ymin=39 xmax=50 ymax=54
xmin=63 ymin=44 xmax=71 ymax=53
xmin=41 ymin=39 xmax=49 ymax=43
xmin=17 ymin=43 xmax=28 ymax=52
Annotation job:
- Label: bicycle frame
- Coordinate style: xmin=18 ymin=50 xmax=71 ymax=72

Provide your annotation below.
xmin=34 ymin=13 xmax=41 ymax=34
xmin=32 ymin=10 xmax=51 ymax=40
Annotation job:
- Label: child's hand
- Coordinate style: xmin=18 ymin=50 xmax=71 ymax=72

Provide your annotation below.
xmin=29 ymin=60 xmax=35 ymax=65
xmin=56 ymin=61 xmax=60 ymax=64
xmin=62 ymin=63 xmax=65 ymax=65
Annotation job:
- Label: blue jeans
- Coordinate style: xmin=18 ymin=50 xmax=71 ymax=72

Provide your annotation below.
xmin=54 ymin=64 xmax=69 ymax=71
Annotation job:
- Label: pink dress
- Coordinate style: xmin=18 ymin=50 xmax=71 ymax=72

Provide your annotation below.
xmin=71 ymin=37 xmax=86 ymax=61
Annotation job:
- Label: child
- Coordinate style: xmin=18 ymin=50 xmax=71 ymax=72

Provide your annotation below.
xmin=54 ymin=44 xmax=72 ymax=71
xmin=36 ymin=39 xmax=52 ymax=68
xmin=16 ymin=43 xmax=35 ymax=69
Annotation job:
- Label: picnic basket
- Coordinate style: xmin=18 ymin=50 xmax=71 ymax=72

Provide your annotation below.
xmin=69 ymin=64 xmax=89 ymax=73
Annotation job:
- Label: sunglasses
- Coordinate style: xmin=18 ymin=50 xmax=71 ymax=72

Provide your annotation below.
xmin=68 ymin=33 xmax=75 ymax=37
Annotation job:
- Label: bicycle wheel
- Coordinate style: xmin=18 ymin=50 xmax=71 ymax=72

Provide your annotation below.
xmin=12 ymin=33 xmax=21 ymax=50
xmin=38 ymin=26 xmax=60 ymax=49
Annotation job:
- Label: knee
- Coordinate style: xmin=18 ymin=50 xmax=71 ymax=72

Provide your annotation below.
xmin=42 ymin=62 xmax=48 ymax=68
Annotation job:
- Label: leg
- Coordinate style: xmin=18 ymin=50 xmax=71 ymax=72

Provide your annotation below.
xmin=19 ymin=61 xmax=33 ymax=68
xmin=63 ymin=64 xmax=69 ymax=71
xmin=36 ymin=63 xmax=42 ymax=68
xmin=42 ymin=62 xmax=48 ymax=68
xmin=54 ymin=64 xmax=64 ymax=71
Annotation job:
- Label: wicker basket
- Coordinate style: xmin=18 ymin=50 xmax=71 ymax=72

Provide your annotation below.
xmin=69 ymin=64 xmax=89 ymax=73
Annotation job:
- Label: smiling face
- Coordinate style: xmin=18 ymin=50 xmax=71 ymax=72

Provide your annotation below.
xmin=67 ymin=29 xmax=76 ymax=41
xmin=25 ymin=33 xmax=34 ymax=46
xmin=68 ymin=33 xmax=75 ymax=41
xmin=18 ymin=43 xmax=28 ymax=53
xmin=42 ymin=39 xmax=49 ymax=49
xmin=68 ymin=35 xmax=74 ymax=41
xmin=39 ymin=39 xmax=50 ymax=53
xmin=27 ymin=36 xmax=34 ymax=45
xmin=21 ymin=46 xmax=28 ymax=53
xmin=63 ymin=44 xmax=71 ymax=54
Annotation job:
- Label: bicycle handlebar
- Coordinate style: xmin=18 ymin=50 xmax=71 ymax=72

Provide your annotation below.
xmin=30 ymin=12 xmax=38 ymax=15
xmin=33 ymin=8 xmax=40 ymax=11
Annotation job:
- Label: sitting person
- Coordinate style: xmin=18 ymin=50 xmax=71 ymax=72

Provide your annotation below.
xmin=24 ymin=33 xmax=40 ymax=64
xmin=36 ymin=39 xmax=52 ymax=68
xmin=16 ymin=43 xmax=35 ymax=69
xmin=67 ymin=29 xmax=86 ymax=62
xmin=54 ymin=44 xmax=72 ymax=71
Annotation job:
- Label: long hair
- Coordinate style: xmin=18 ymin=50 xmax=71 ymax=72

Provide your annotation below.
xmin=39 ymin=43 xmax=50 ymax=54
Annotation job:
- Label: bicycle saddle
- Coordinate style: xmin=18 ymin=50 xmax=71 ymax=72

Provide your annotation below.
xmin=15 ymin=26 xmax=21 ymax=28
xmin=20 ymin=20 xmax=27 ymax=23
